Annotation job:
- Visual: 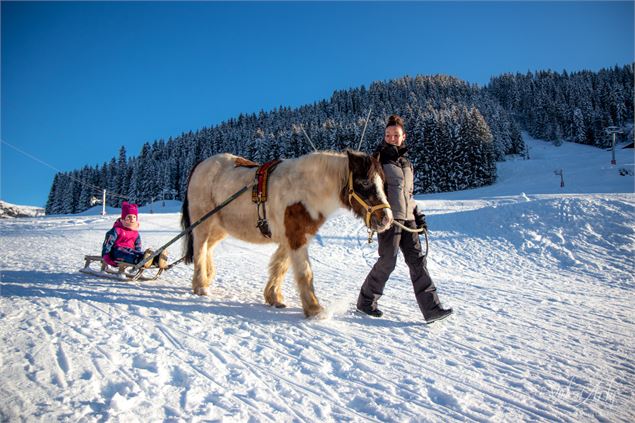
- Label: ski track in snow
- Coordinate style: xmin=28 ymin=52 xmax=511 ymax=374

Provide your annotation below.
xmin=1 ymin=137 xmax=634 ymax=422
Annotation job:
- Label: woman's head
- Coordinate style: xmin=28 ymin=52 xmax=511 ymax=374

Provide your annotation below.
xmin=385 ymin=115 xmax=406 ymax=147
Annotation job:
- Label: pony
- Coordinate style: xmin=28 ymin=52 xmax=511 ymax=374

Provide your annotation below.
xmin=181 ymin=150 xmax=393 ymax=317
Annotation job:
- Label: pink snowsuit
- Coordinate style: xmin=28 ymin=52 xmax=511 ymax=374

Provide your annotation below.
xmin=101 ymin=202 xmax=143 ymax=265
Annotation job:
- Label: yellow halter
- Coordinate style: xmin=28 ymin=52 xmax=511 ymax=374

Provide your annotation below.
xmin=347 ymin=171 xmax=391 ymax=229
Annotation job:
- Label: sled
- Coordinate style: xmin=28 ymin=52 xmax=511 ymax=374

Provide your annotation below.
xmin=79 ymin=255 xmax=166 ymax=281
xmin=78 ymin=184 xmax=248 ymax=284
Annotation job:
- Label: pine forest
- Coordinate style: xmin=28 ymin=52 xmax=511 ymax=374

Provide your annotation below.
xmin=45 ymin=64 xmax=634 ymax=215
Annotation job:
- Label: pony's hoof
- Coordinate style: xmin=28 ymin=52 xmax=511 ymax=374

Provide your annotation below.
xmin=193 ymin=287 xmax=210 ymax=296
xmin=308 ymin=309 xmax=330 ymax=320
xmin=273 ymin=302 xmax=287 ymax=309
xmin=304 ymin=305 xmax=324 ymax=319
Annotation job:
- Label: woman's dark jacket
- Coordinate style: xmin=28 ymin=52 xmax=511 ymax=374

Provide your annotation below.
xmin=376 ymin=142 xmax=417 ymax=221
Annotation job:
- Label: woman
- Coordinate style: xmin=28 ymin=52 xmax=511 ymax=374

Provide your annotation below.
xmin=357 ymin=115 xmax=453 ymax=324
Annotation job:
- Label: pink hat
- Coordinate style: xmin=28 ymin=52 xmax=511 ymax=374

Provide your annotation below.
xmin=121 ymin=201 xmax=139 ymax=219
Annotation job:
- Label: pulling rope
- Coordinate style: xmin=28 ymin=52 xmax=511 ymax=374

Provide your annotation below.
xmin=132 ymin=182 xmax=255 ymax=271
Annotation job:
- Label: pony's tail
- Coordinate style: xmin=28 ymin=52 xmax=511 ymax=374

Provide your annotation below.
xmin=182 ymin=160 xmax=203 ymax=265
xmin=181 ymin=189 xmax=194 ymax=265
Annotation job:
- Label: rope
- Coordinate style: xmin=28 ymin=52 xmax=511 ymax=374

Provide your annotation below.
xmin=392 ymin=220 xmax=425 ymax=233
xmin=132 ymin=182 xmax=255 ymax=271
xmin=165 ymin=256 xmax=186 ymax=270
xmin=392 ymin=221 xmax=430 ymax=258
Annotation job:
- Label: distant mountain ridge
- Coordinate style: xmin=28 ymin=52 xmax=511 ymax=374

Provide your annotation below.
xmin=0 ymin=201 xmax=45 ymax=218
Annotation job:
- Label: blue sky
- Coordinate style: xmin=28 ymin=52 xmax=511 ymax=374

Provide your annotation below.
xmin=2 ymin=1 xmax=633 ymax=207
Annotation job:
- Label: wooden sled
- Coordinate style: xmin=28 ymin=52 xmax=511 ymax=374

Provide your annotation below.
xmin=79 ymin=255 xmax=164 ymax=282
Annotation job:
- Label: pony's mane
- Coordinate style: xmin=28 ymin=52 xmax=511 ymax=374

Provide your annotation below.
xmin=293 ymin=151 xmax=349 ymax=189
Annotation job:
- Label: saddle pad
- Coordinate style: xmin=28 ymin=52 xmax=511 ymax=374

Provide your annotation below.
xmin=234 ymin=157 xmax=259 ymax=168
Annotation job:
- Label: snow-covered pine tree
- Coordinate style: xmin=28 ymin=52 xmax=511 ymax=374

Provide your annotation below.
xmin=45 ymin=174 xmax=61 ymax=215
xmin=127 ymin=159 xmax=141 ymax=205
xmin=115 ymin=146 xmax=128 ymax=207
xmin=77 ymin=166 xmax=96 ymax=211
xmin=465 ymin=107 xmax=496 ymax=187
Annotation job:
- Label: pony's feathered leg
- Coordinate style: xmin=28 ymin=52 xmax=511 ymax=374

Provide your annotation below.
xmin=192 ymin=224 xmax=225 ymax=296
xmin=192 ymin=228 xmax=209 ymax=295
xmin=205 ymin=229 xmax=226 ymax=291
xmin=289 ymin=247 xmax=323 ymax=317
xmin=264 ymin=245 xmax=290 ymax=308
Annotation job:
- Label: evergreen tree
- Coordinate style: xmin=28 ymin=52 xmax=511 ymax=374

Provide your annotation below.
xmin=78 ymin=166 xmax=95 ymax=210
xmin=45 ymin=174 xmax=61 ymax=215
xmin=127 ymin=160 xmax=141 ymax=204
xmin=115 ymin=146 xmax=128 ymax=207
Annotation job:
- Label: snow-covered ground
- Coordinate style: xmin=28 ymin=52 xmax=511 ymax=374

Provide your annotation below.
xmin=1 ymin=136 xmax=634 ymax=422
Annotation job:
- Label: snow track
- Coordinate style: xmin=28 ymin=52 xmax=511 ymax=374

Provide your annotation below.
xmin=1 ymin=137 xmax=634 ymax=421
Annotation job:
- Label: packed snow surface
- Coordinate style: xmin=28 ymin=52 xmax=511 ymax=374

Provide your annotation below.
xmin=1 ymin=136 xmax=634 ymax=422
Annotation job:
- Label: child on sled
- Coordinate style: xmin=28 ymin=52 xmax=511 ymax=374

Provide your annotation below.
xmin=101 ymin=202 xmax=168 ymax=269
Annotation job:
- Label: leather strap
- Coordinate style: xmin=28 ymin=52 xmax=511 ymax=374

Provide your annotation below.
xmin=252 ymin=159 xmax=282 ymax=203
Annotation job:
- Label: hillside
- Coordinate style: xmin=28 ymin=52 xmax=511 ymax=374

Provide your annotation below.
xmin=44 ymin=65 xmax=633 ymax=215
xmin=0 ymin=200 xmax=45 ymax=219
xmin=1 ymin=136 xmax=633 ymax=421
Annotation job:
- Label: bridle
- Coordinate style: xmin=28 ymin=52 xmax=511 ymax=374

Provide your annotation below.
xmin=347 ymin=171 xmax=391 ymax=230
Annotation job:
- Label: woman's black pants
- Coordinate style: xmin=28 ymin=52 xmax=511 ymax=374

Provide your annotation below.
xmin=357 ymin=220 xmax=441 ymax=318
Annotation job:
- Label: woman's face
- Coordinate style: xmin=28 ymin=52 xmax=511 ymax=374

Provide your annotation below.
xmin=384 ymin=125 xmax=406 ymax=147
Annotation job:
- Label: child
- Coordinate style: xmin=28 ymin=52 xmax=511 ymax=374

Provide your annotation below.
xmin=101 ymin=202 xmax=167 ymax=269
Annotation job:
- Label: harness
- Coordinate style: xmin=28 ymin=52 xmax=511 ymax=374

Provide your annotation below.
xmin=346 ymin=171 xmax=391 ymax=241
xmin=252 ymin=159 xmax=283 ymax=238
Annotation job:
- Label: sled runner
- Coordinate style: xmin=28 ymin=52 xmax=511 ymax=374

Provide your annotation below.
xmin=79 ymin=255 xmax=182 ymax=281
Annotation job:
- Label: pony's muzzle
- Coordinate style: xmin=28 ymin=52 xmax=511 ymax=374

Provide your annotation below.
xmin=371 ymin=208 xmax=393 ymax=233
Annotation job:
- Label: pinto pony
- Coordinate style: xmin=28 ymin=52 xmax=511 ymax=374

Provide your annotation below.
xmin=181 ymin=150 xmax=393 ymax=317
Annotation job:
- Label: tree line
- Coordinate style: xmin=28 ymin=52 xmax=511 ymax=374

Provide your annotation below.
xmin=487 ymin=64 xmax=633 ymax=146
xmin=45 ymin=64 xmax=633 ymax=214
